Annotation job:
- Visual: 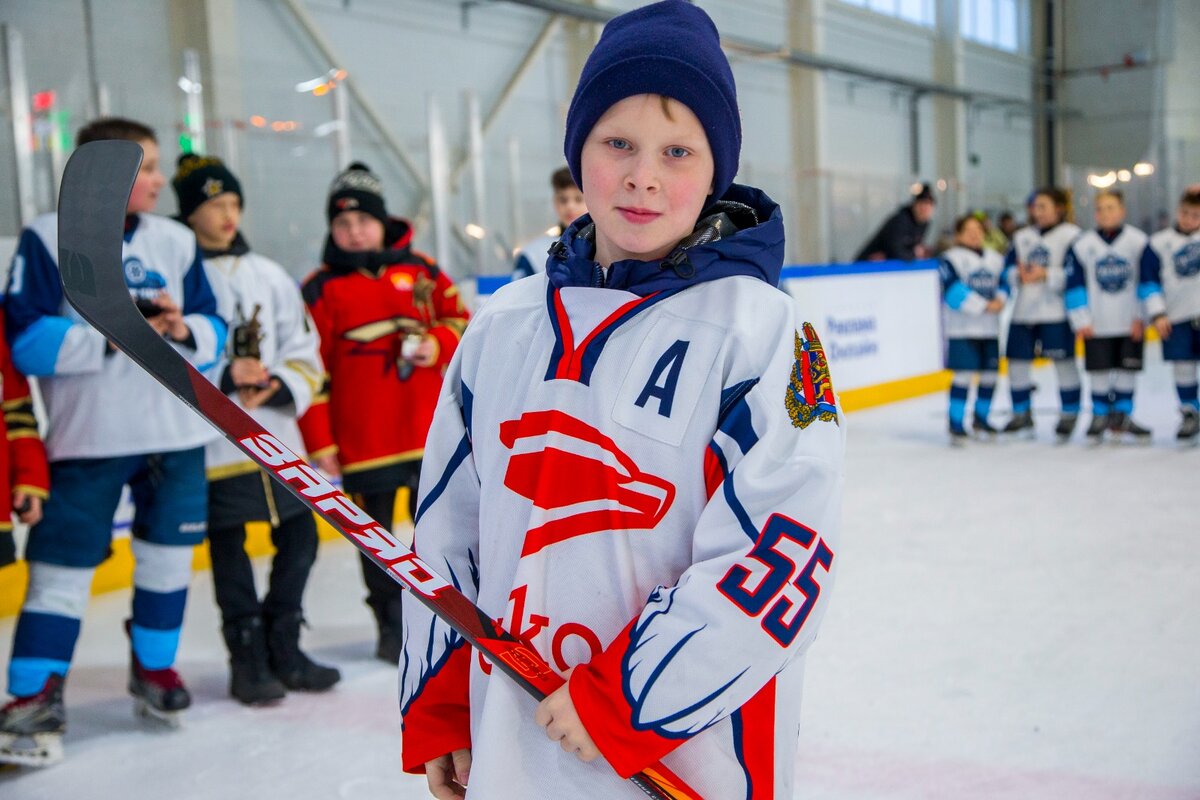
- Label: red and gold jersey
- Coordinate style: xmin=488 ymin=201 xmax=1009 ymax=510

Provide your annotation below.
xmin=298 ymin=223 xmax=469 ymax=478
xmin=0 ymin=309 xmax=49 ymax=529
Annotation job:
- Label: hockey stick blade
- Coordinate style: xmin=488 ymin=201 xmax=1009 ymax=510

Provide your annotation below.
xmin=56 ymin=140 xmax=679 ymax=800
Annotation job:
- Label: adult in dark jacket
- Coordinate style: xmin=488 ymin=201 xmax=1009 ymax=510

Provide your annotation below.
xmin=855 ymin=183 xmax=936 ymax=262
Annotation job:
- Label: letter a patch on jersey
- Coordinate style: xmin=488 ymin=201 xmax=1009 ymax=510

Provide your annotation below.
xmin=786 ymin=322 xmax=838 ymax=429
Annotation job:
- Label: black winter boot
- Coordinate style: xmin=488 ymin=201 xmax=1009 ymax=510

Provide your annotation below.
xmin=264 ymin=611 xmax=340 ymax=692
xmin=222 ymin=617 xmax=287 ymax=706
xmin=371 ymin=597 xmax=404 ymax=664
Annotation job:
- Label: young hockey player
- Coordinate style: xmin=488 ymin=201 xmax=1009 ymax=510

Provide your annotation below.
xmin=1002 ymin=187 xmax=1083 ymax=440
xmin=0 ymin=118 xmax=226 ymax=766
xmin=1140 ymin=186 xmax=1200 ymax=443
xmin=0 ymin=307 xmax=49 ymax=570
xmin=400 ymin=3 xmax=844 ymax=798
xmin=172 ymin=154 xmax=339 ymax=705
xmin=1064 ymin=190 xmax=1151 ymax=443
xmin=299 ymin=163 xmax=469 ymax=662
xmin=939 ymin=214 xmax=1007 ymax=444
xmin=511 ymin=167 xmax=587 ymax=280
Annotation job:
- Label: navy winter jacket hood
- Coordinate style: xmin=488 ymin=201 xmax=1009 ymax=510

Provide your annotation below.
xmin=545 ymin=184 xmax=785 ymax=296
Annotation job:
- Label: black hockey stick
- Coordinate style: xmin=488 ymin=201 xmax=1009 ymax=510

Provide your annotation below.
xmin=57 ymin=140 xmax=695 ymax=800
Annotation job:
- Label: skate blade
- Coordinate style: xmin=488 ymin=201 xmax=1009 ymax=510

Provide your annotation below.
xmin=134 ymin=699 xmax=183 ymax=729
xmin=0 ymin=731 xmax=64 ymax=767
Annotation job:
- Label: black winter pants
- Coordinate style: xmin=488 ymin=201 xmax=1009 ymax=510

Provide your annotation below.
xmin=208 ymin=512 xmax=319 ymax=624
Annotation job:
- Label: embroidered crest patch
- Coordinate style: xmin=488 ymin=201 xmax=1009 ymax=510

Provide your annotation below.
xmin=786 ymin=322 xmax=838 ymax=429
xmin=202 ymin=177 xmax=224 ymax=198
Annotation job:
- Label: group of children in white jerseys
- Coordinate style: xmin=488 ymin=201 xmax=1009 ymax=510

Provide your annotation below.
xmin=942 ymin=185 xmax=1200 ymax=446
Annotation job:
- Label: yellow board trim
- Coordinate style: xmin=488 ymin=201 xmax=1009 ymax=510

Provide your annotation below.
xmin=0 ymin=488 xmax=411 ymax=618
xmin=839 ymin=370 xmax=953 ymax=412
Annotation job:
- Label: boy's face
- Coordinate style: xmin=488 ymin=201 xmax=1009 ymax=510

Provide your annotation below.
xmin=581 ymin=94 xmax=714 ymax=267
xmin=127 ymin=138 xmax=165 ymax=215
xmin=1030 ymin=195 xmax=1060 ymax=229
xmin=188 ymin=193 xmax=241 ymax=250
xmin=956 ymin=218 xmax=984 ymax=250
xmin=553 ymin=187 xmax=587 ymax=230
xmin=1177 ymin=203 xmax=1200 ymax=234
xmin=330 ymin=209 xmax=386 ymax=253
xmin=1094 ymin=195 xmax=1125 ymax=230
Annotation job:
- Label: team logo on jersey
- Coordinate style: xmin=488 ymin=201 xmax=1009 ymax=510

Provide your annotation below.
xmin=786 ymin=323 xmax=838 ymax=429
xmin=967 ymin=269 xmax=997 ymax=299
xmin=499 ymin=409 xmax=675 ymax=557
xmin=123 ymin=256 xmax=167 ymax=301
xmin=1174 ymin=242 xmax=1200 ymax=278
xmin=1027 ymin=245 xmax=1051 ymax=269
xmin=1095 ymin=254 xmax=1131 ymax=293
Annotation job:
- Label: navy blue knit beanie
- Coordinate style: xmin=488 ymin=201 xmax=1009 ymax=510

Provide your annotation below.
xmin=564 ymin=0 xmax=741 ymax=201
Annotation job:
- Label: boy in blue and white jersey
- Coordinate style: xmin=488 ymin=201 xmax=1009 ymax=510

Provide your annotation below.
xmin=939 ymin=214 xmax=1007 ymax=443
xmin=1064 ymin=190 xmax=1151 ymax=442
xmin=0 ymin=118 xmax=227 ymax=766
xmin=1002 ymin=188 xmax=1083 ymax=440
xmin=511 ymin=167 xmax=587 ymax=280
xmin=1139 ymin=186 xmax=1200 ymax=442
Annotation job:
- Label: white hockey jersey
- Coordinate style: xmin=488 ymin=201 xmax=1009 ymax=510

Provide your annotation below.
xmin=399 ymin=186 xmax=843 ymax=800
xmin=1064 ymin=226 xmax=1148 ymax=337
xmin=200 ymin=241 xmax=323 ymax=477
xmin=511 ymin=232 xmax=558 ymax=280
xmin=5 ymin=213 xmax=225 ymax=460
xmin=939 ymin=245 xmax=1007 ymax=339
xmin=1139 ymin=226 xmax=1200 ymax=323
xmin=1006 ymin=222 xmax=1081 ymax=324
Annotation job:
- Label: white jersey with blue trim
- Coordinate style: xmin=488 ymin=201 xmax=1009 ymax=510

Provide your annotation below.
xmin=1140 ymin=226 xmax=1200 ymax=323
xmin=1007 ymin=222 xmax=1081 ymax=324
xmin=510 ymin=232 xmax=557 ymax=280
xmin=400 ymin=273 xmax=844 ymax=798
xmin=201 ymin=248 xmax=323 ymax=476
xmin=1064 ymin=226 xmax=1148 ymax=337
xmin=939 ymin=245 xmax=1006 ymax=339
xmin=4 ymin=212 xmax=226 ymax=460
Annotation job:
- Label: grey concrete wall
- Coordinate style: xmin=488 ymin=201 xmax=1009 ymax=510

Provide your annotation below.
xmin=0 ymin=0 xmax=1043 ymax=271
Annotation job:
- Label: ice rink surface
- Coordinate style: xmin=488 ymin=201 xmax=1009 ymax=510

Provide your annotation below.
xmin=2 ymin=362 xmax=1197 ymax=799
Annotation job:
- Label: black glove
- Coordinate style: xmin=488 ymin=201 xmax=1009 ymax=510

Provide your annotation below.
xmin=0 ymin=529 xmax=16 ymax=568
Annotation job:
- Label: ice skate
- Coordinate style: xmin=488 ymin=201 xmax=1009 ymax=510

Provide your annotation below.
xmin=1053 ymin=413 xmax=1078 ymax=443
xmin=948 ymin=421 xmax=968 ymax=447
xmin=129 ymin=661 xmax=191 ymax=728
xmin=1176 ymin=408 xmax=1199 ymax=444
xmin=972 ymin=415 xmax=999 ymax=440
xmin=1085 ymin=413 xmax=1108 ymax=445
xmin=1111 ymin=412 xmax=1152 ymax=444
xmin=1002 ymin=410 xmax=1034 ymax=438
xmin=126 ymin=620 xmax=190 ymax=727
xmin=0 ymin=674 xmax=65 ymax=768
